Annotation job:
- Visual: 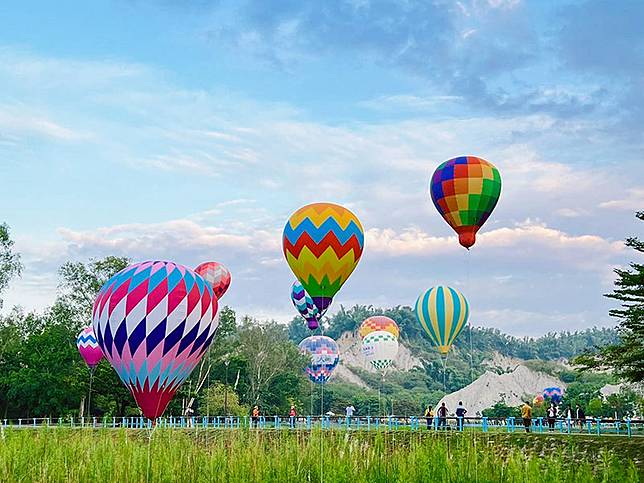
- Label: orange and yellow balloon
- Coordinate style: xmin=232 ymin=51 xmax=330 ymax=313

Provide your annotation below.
xmin=359 ymin=316 xmax=400 ymax=339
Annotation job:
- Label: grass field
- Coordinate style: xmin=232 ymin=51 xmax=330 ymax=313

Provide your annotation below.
xmin=0 ymin=427 xmax=640 ymax=482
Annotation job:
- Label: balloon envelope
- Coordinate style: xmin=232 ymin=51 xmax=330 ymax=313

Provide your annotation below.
xmin=194 ymin=261 xmax=231 ymax=299
xmin=415 ymin=286 xmax=469 ymax=356
xmin=359 ymin=316 xmax=400 ymax=339
xmin=361 ymin=330 xmax=399 ymax=372
xmin=543 ymin=387 xmax=564 ymax=403
xmin=298 ymin=336 xmax=340 ymax=384
xmin=92 ymin=260 xmax=219 ymax=419
xmin=429 ymin=156 xmax=501 ymax=249
xmin=291 ymin=281 xmax=320 ymax=330
xmin=77 ymin=326 xmax=104 ymax=369
xmin=283 ymin=202 xmax=364 ymax=313
xmin=533 ymin=395 xmax=545 ymax=406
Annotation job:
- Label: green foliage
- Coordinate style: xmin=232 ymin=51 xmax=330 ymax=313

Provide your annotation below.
xmin=482 ymin=402 xmax=521 ymax=418
xmin=574 ymin=211 xmax=644 ymax=382
xmin=0 ymin=429 xmax=639 ymax=482
xmin=200 ymin=383 xmax=247 ymax=416
xmin=0 ymin=223 xmax=22 ymax=309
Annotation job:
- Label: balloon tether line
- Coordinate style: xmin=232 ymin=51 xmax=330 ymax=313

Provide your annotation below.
xmin=87 ymin=367 xmax=95 ymax=419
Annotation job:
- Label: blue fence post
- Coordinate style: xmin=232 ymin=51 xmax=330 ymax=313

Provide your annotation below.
xmin=306 ymin=416 xmax=311 ymax=430
xmin=586 ymin=419 xmax=591 ymax=434
xmin=458 ymin=417 xmax=463 ymax=432
xmin=616 ymin=420 xmax=621 ymax=435
xmin=558 ymin=419 xmax=563 ymax=433
xmin=375 ymin=418 xmax=380 ymax=431
xmin=395 ymin=418 xmax=400 ymax=431
xmin=538 ymin=417 xmax=543 ymax=433
xmin=482 ymin=417 xmax=488 ymax=432
xmin=627 ymin=418 xmax=632 ymax=437
xmin=387 ymin=416 xmax=392 ymax=431
xmin=566 ymin=418 xmax=571 ymax=434
xmin=434 ymin=416 xmax=438 ymax=430
xmin=367 ymin=416 xmax=371 ymax=431
xmin=596 ymin=418 xmax=601 ymax=435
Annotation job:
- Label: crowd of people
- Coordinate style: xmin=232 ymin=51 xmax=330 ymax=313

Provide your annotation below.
xmin=247 ymin=400 xmax=591 ymax=432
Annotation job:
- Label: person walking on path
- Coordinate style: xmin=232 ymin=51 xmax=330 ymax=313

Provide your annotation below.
xmin=521 ymin=401 xmax=532 ymax=433
xmin=437 ymin=402 xmax=448 ymax=429
xmin=289 ymin=405 xmax=296 ymax=429
xmin=424 ymin=405 xmax=434 ymax=429
xmin=455 ymin=401 xmax=467 ymax=431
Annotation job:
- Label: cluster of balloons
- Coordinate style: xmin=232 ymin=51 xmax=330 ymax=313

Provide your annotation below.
xmin=359 ymin=316 xmax=400 ymax=373
xmin=76 ymin=155 xmax=502 ymax=420
xmin=78 ymin=259 xmax=231 ymax=420
xmin=283 ymin=202 xmax=364 ymax=321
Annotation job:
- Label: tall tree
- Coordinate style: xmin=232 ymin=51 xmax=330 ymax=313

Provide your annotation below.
xmin=0 ymin=223 xmax=22 ymax=308
xmin=237 ymin=318 xmax=307 ymax=411
xmin=575 ymin=211 xmax=644 ymax=382
xmin=57 ymin=256 xmax=130 ymax=328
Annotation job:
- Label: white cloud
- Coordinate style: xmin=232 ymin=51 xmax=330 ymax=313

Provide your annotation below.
xmin=599 ymin=188 xmax=644 ymax=211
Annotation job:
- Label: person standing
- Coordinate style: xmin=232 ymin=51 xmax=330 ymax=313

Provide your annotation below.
xmin=424 ymin=405 xmax=434 ymax=429
xmin=455 ymin=401 xmax=467 ymax=431
xmin=521 ymin=401 xmax=532 ymax=433
xmin=289 ymin=405 xmax=296 ymax=429
xmin=252 ymin=405 xmax=260 ymax=428
xmin=437 ymin=402 xmax=448 ymax=429
xmin=576 ymin=405 xmax=586 ymax=431
xmin=547 ymin=404 xmax=556 ymax=430
xmin=345 ymin=404 xmax=355 ymax=426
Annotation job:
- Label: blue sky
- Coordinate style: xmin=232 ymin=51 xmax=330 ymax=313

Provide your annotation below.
xmin=1 ymin=0 xmax=642 ymax=336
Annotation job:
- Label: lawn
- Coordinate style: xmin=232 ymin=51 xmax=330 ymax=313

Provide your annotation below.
xmin=0 ymin=427 xmax=640 ymax=482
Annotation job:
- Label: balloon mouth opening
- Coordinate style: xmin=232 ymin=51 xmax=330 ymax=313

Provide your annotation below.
xmin=312 ymin=296 xmax=333 ymax=313
xmin=456 ymin=227 xmax=478 ymax=249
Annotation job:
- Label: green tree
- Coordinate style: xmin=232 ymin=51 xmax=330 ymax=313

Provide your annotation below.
xmin=200 ymin=383 xmax=247 ymax=416
xmin=57 ymin=256 xmax=130 ymax=328
xmin=575 ymin=211 xmax=644 ymax=382
xmin=237 ymin=318 xmax=307 ymax=413
xmin=0 ymin=223 xmax=22 ymax=308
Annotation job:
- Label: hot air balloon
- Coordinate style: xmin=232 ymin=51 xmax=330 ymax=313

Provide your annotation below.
xmin=429 ymin=156 xmax=501 ymax=249
xmin=298 ymin=336 xmax=340 ymax=384
xmin=291 ymin=281 xmax=320 ymax=330
xmin=359 ymin=316 xmax=400 ymax=339
xmin=283 ymin=202 xmax=364 ymax=314
xmin=362 ymin=330 xmax=399 ymax=372
xmin=195 ymin=261 xmax=231 ymax=299
xmin=415 ymin=286 xmax=469 ymax=356
xmin=77 ymin=326 xmax=104 ymax=369
xmin=92 ymin=260 xmax=219 ymax=420
xmin=543 ymin=387 xmax=564 ymax=404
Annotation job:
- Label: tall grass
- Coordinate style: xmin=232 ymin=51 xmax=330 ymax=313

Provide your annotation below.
xmin=0 ymin=427 xmax=638 ymax=482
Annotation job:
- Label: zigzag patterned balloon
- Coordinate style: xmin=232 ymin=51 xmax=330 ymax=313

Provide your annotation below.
xmin=92 ymin=260 xmax=219 ymax=420
xmin=361 ymin=330 xmax=399 ymax=372
xmin=291 ymin=281 xmax=320 ymax=330
xmin=77 ymin=326 xmax=104 ymax=369
xmin=283 ymin=202 xmax=364 ymax=313
xmin=194 ymin=261 xmax=231 ymax=299
xmin=298 ymin=336 xmax=340 ymax=384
